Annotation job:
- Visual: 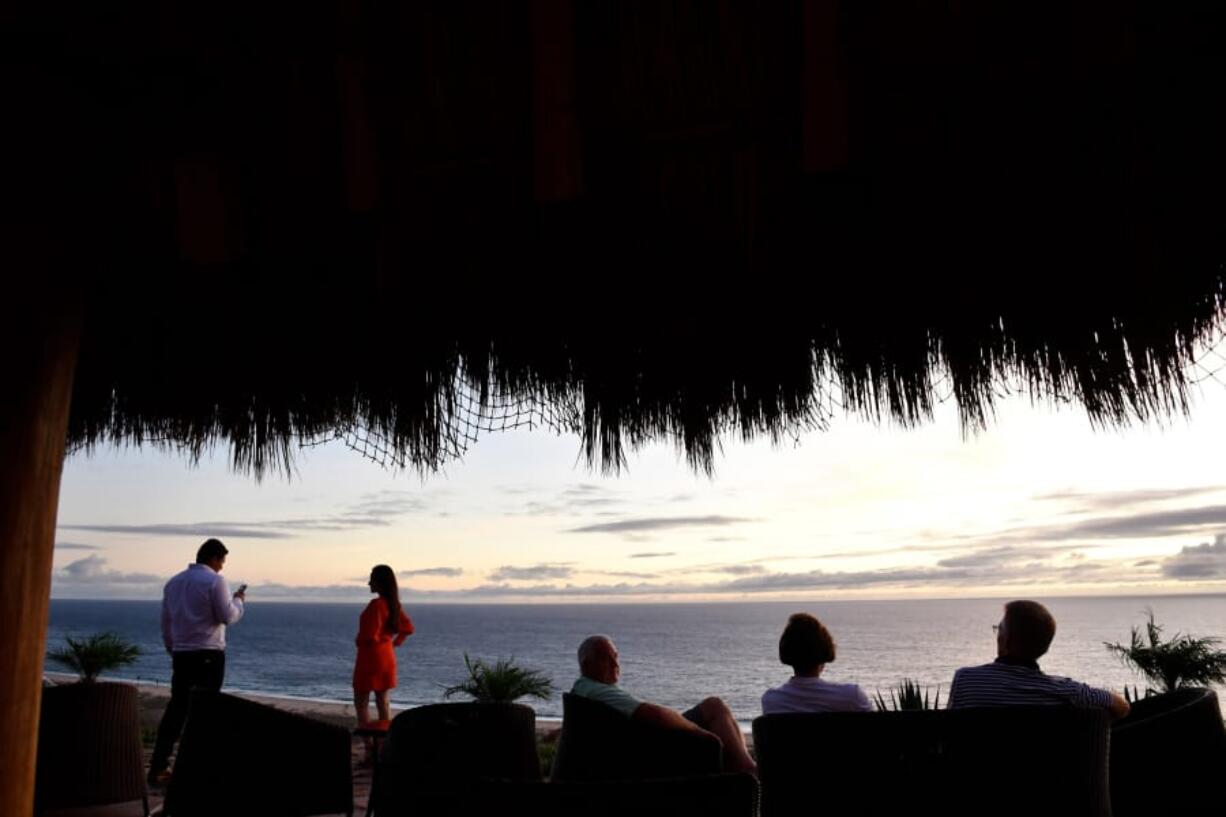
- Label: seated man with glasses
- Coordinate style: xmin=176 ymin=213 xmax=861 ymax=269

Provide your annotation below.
xmin=949 ymin=600 xmax=1130 ymax=720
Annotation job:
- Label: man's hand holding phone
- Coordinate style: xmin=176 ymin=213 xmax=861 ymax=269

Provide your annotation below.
xmin=234 ymin=583 xmax=248 ymax=600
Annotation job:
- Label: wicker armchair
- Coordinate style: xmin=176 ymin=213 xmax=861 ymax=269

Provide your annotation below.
xmin=753 ymin=706 xmax=1110 ymax=817
xmin=35 ymin=681 xmax=148 ymax=816
xmin=371 ymin=702 xmax=539 ymax=816
xmin=551 ymin=693 xmax=723 ymax=781
xmin=163 ymin=691 xmax=352 ymax=817
xmin=377 ymin=772 xmax=759 ymax=817
xmin=1110 ymin=687 xmax=1226 ymax=816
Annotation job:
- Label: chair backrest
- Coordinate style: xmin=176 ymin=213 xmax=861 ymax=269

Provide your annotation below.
xmin=163 ymin=691 xmax=352 ymax=817
xmin=1110 ymin=687 xmax=1226 ymax=817
xmin=382 ymin=701 xmax=540 ymax=780
xmin=373 ymin=702 xmax=540 ymax=815
xmin=551 ymin=692 xmax=723 ymax=781
xmin=753 ymin=708 xmax=946 ymax=817
xmin=380 ymin=772 xmax=759 ymax=817
xmin=753 ymin=706 xmax=1111 ymax=817
xmin=944 ymin=705 xmax=1111 ymax=817
xmin=35 ymin=682 xmax=146 ymax=813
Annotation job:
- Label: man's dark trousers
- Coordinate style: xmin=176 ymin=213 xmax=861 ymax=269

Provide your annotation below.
xmin=149 ymin=650 xmax=226 ymax=775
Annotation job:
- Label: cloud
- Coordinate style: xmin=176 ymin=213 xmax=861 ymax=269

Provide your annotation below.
xmin=442 ymin=566 xmax=969 ymax=598
xmin=591 ymin=570 xmax=660 ymax=580
xmin=717 ymin=567 xmax=970 ymax=592
xmin=399 ymin=567 xmax=464 ymax=578
xmin=243 ymin=582 xmax=368 ymax=599
xmin=1161 ymin=534 xmax=1226 ymax=579
xmin=57 ymin=555 xmax=161 ymax=584
xmin=1033 ymin=487 xmax=1223 ymax=510
xmin=488 ymin=563 xmax=576 ymax=582
xmin=447 ymin=544 xmax=1151 ymax=598
xmin=1050 ymin=505 xmax=1226 ymax=540
xmin=52 ymin=556 xmax=165 ymax=598
xmin=569 ymin=515 xmax=756 ymax=534
xmin=926 ymin=504 xmax=1226 ymax=555
xmin=710 ymin=565 xmax=767 ymax=576
xmin=319 ymin=549 xmax=1145 ymax=600
xmin=936 ymin=545 xmax=1082 ymax=570
xmin=559 ymin=485 xmax=621 ymax=507
xmin=629 ymin=552 xmax=675 ymax=559
xmin=58 ymin=523 xmax=294 ymax=539
xmin=516 ymin=484 xmax=629 ymax=516
xmin=55 ymin=542 xmax=100 ymax=550
xmin=58 ymin=491 xmax=433 ymax=541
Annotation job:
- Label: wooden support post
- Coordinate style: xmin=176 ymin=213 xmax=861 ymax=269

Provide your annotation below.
xmin=0 ymin=297 xmax=82 ymax=816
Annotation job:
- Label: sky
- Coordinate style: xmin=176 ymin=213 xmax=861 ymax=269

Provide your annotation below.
xmin=52 ymin=363 xmax=1226 ymax=603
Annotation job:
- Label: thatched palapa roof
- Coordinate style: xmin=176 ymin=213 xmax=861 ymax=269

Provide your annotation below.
xmin=9 ymin=1 xmax=1225 ymax=476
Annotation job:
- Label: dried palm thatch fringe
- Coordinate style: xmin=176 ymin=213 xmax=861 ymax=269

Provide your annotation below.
xmin=11 ymin=1 xmax=1225 ymax=477
xmin=63 ymin=307 xmax=1226 ymax=479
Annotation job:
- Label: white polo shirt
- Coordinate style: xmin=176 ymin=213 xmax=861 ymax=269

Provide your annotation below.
xmin=762 ymin=676 xmax=872 ymax=714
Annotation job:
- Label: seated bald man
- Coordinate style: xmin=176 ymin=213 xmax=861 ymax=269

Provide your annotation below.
xmin=571 ymin=634 xmax=757 ymax=774
xmin=949 ymin=600 xmax=1130 ymax=720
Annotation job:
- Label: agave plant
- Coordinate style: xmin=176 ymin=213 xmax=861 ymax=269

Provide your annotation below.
xmin=874 ymin=678 xmax=941 ymax=711
xmin=442 ymin=654 xmax=555 ymax=703
xmin=46 ymin=632 xmax=140 ymax=683
xmin=1105 ymin=610 xmax=1226 ymax=694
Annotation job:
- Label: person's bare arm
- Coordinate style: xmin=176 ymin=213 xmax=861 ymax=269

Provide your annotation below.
xmin=1107 ymin=691 xmax=1131 ymax=721
xmin=631 ymin=702 xmax=710 ymax=735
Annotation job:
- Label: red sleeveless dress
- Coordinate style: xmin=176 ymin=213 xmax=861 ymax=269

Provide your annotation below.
xmin=352 ymin=598 xmax=414 ymax=693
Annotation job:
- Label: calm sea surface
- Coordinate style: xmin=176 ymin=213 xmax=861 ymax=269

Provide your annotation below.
xmin=47 ymin=596 xmax=1226 ymax=724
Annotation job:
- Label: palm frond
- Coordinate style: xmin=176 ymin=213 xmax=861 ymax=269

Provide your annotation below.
xmin=46 ymin=632 xmax=140 ymax=683
xmin=441 ymin=654 xmax=555 ymax=703
xmin=1105 ymin=609 xmax=1226 ymax=693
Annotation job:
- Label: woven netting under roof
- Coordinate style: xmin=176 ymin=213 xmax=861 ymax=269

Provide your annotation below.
xmin=11 ymin=2 xmax=1223 ymax=477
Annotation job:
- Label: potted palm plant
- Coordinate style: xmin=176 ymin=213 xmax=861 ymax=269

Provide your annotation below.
xmin=372 ymin=655 xmax=555 ymax=812
xmin=47 ymin=632 xmax=140 ymax=683
xmin=441 ymin=653 xmax=555 ymax=703
xmin=37 ymin=633 xmax=147 ymax=814
xmin=1104 ymin=610 xmax=1226 ymax=695
xmin=1103 ymin=612 xmax=1226 ymax=817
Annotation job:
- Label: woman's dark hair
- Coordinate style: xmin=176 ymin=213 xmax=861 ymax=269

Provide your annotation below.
xmin=370 ymin=564 xmax=402 ymax=635
xmin=779 ymin=612 xmax=836 ymax=673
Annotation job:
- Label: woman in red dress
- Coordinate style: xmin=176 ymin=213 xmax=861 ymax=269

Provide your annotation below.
xmin=353 ymin=564 xmax=414 ymax=726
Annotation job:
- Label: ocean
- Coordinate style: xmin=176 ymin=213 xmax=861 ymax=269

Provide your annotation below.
xmin=46 ymin=595 xmax=1226 ymax=724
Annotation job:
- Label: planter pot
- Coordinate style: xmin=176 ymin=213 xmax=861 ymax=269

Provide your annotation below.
xmin=35 ymin=681 xmax=147 ymax=816
xmin=1111 ymin=687 xmax=1226 ymax=817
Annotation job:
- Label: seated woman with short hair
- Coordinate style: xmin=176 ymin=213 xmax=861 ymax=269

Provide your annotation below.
xmin=761 ymin=613 xmax=871 ymax=714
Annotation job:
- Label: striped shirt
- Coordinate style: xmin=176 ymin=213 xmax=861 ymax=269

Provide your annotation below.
xmin=948 ymin=658 xmax=1113 ymax=710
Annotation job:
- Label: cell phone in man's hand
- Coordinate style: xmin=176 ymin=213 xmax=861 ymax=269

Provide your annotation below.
xmin=235 ymin=584 xmax=248 ymax=596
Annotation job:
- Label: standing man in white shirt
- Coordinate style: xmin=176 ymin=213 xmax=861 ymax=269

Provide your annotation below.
xmin=148 ymin=538 xmax=245 ymax=785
